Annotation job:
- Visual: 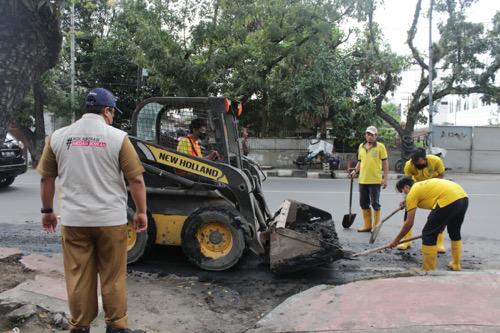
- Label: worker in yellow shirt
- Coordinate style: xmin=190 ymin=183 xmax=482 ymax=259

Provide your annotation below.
xmin=398 ymin=148 xmax=446 ymax=251
xmin=177 ymin=118 xmax=220 ymax=160
xmin=389 ymin=177 xmax=468 ymax=271
xmin=350 ymin=126 xmax=389 ymax=232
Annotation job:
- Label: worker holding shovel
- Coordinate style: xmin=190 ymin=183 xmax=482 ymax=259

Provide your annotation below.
xmin=350 ymin=126 xmax=389 ymax=232
xmin=388 ymin=177 xmax=468 ymax=271
xmin=398 ymin=148 xmax=447 ymax=251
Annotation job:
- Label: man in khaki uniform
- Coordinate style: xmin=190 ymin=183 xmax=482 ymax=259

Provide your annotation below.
xmin=398 ymin=148 xmax=446 ymax=251
xmin=350 ymin=126 xmax=389 ymax=232
xmin=38 ymin=88 xmax=147 ymax=333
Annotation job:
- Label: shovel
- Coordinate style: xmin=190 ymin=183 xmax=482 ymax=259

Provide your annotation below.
xmin=351 ymin=235 xmax=422 ymax=257
xmin=369 ymin=206 xmax=405 ymax=244
xmin=342 ymin=174 xmax=356 ymax=228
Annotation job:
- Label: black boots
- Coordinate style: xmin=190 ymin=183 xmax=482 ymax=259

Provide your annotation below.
xmin=70 ymin=329 xmax=90 ymax=333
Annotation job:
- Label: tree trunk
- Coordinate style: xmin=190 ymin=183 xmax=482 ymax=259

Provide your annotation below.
xmin=260 ymin=90 xmax=269 ymax=136
xmin=399 ymin=128 xmax=415 ymax=160
xmin=19 ymin=126 xmax=36 ymax=166
xmin=0 ymin=1 xmax=62 ymax=146
xmin=32 ymin=76 xmax=46 ymax=167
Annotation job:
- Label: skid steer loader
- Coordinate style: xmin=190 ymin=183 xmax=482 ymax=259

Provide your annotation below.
xmin=126 ymin=97 xmax=343 ymax=273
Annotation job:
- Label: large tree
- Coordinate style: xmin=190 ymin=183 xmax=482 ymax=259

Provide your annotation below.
xmin=0 ymin=0 xmax=62 ymax=145
xmin=52 ymin=0 xmax=376 ymax=141
xmin=359 ymin=0 xmax=500 ymax=159
xmin=199 ymin=0 xmax=367 ymax=136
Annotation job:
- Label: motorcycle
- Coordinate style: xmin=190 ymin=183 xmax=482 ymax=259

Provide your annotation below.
xmin=294 ymin=139 xmax=339 ymax=170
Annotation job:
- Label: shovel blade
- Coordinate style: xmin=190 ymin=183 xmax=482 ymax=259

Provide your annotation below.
xmin=341 ymin=213 xmax=356 ymax=228
xmin=269 ymin=199 xmax=343 ymax=274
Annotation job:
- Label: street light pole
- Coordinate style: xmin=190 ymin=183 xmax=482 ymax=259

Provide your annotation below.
xmin=428 ymin=0 xmax=434 ymax=149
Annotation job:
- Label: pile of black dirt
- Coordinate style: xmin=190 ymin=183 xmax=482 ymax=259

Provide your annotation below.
xmin=290 ymin=202 xmax=342 ymax=249
xmin=271 ymin=201 xmax=345 ymax=274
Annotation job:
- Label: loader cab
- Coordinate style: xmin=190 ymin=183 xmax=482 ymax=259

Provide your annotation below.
xmin=131 ymin=97 xmax=244 ymax=169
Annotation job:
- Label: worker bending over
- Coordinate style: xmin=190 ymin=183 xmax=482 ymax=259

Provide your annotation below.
xmin=399 ymin=148 xmax=446 ymax=251
xmin=389 ymin=177 xmax=468 ymax=271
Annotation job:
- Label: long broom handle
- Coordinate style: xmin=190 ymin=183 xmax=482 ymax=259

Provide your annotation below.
xmin=352 ymin=235 xmax=422 ymax=257
xmin=380 ymin=206 xmax=405 ymax=224
xmin=348 ymin=175 xmax=353 ymax=215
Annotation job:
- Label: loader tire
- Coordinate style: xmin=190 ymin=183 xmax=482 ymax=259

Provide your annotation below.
xmin=127 ymin=209 xmax=155 ymax=265
xmin=0 ymin=177 xmax=15 ymax=188
xmin=182 ymin=206 xmax=246 ymax=271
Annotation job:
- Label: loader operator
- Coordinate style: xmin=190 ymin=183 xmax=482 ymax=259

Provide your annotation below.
xmin=350 ymin=126 xmax=389 ymax=232
xmin=177 ymin=118 xmax=220 ymax=160
xmin=398 ymin=148 xmax=446 ymax=251
xmin=389 ymin=177 xmax=468 ymax=272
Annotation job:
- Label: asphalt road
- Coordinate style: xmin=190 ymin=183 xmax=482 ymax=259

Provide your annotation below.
xmin=5 ymin=169 xmax=500 ymax=236
xmin=1 ymin=170 xmax=499 ymax=282
xmin=263 ymin=175 xmax=500 ymax=239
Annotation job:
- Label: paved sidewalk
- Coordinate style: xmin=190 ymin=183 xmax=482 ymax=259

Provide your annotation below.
xmin=248 ymin=270 xmax=500 ymax=333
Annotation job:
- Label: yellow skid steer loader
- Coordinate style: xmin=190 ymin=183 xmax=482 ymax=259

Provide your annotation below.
xmin=126 ymin=97 xmax=343 ymax=273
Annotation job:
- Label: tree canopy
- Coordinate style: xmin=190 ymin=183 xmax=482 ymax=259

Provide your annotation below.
xmin=2 ymin=0 xmax=499 ymax=155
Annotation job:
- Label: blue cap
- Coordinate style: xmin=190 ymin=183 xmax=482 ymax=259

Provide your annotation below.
xmin=85 ymin=88 xmax=123 ymax=114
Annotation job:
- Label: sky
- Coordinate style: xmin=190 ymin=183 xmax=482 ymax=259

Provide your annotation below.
xmin=374 ymin=0 xmax=500 ymax=105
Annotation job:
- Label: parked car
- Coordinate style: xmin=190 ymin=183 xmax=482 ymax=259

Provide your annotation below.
xmin=0 ymin=133 xmax=27 ymax=187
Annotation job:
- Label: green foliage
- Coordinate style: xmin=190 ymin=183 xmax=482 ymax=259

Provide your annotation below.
xmin=15 ymin=68 xmax=75 ymax=127
xmin=382 ymin=103 xmax=400 ymax=123
xmin=32 ymin=0 xmax=499 ymax=147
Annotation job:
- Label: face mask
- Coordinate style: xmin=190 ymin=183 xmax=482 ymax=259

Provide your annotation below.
xmin=415 ymin=163 xmax=427 ymax=170
xmin=198 ymin=132 xmax=207 ymax=140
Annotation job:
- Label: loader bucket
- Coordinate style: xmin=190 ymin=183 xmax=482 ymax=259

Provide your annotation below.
xmin=269 ymin=199 xmax=344 ymax=274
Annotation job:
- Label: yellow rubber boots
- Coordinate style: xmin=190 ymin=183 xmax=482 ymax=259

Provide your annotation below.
xmin=373 ymin=210 xmax=381 ymax=229
xmin=357 ymin=209 xmax=372 ymax=232
xmin=397 ymin=225 xmax=412 ymax=250
xmin=447 ymin=240 xmax=462 ymax=271
xmin=437 ymin=232 xmax=446 ymax=253
xmin=421 ymin=245 xmax=437 ymax=271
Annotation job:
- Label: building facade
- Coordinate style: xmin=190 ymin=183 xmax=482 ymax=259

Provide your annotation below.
xmin=433 ymin=94 xmax=499 ymax=126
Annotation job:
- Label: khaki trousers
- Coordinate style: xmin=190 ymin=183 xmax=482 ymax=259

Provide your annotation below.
xmin=61 ymin=225 xmax=128 ymax=330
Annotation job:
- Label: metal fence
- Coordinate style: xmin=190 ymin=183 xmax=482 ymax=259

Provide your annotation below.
xmin=433 ymin=125 xmax=500 ymax=173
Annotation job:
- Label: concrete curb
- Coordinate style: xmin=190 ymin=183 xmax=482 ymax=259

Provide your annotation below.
xmin=265 ymin=170 xmax=401 ymax=180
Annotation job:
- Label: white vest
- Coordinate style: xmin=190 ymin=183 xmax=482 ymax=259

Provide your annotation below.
xmin=51 ymin=114 xmax=127 ymax=227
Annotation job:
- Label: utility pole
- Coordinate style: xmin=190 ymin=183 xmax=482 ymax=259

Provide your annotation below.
xmin=428 ymin=0 xmax=434 ymax=149
xmin=70 ymin=0 xmax=76 ymax=122
xmin=136 ymin=66 xmax=142 ymax=106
